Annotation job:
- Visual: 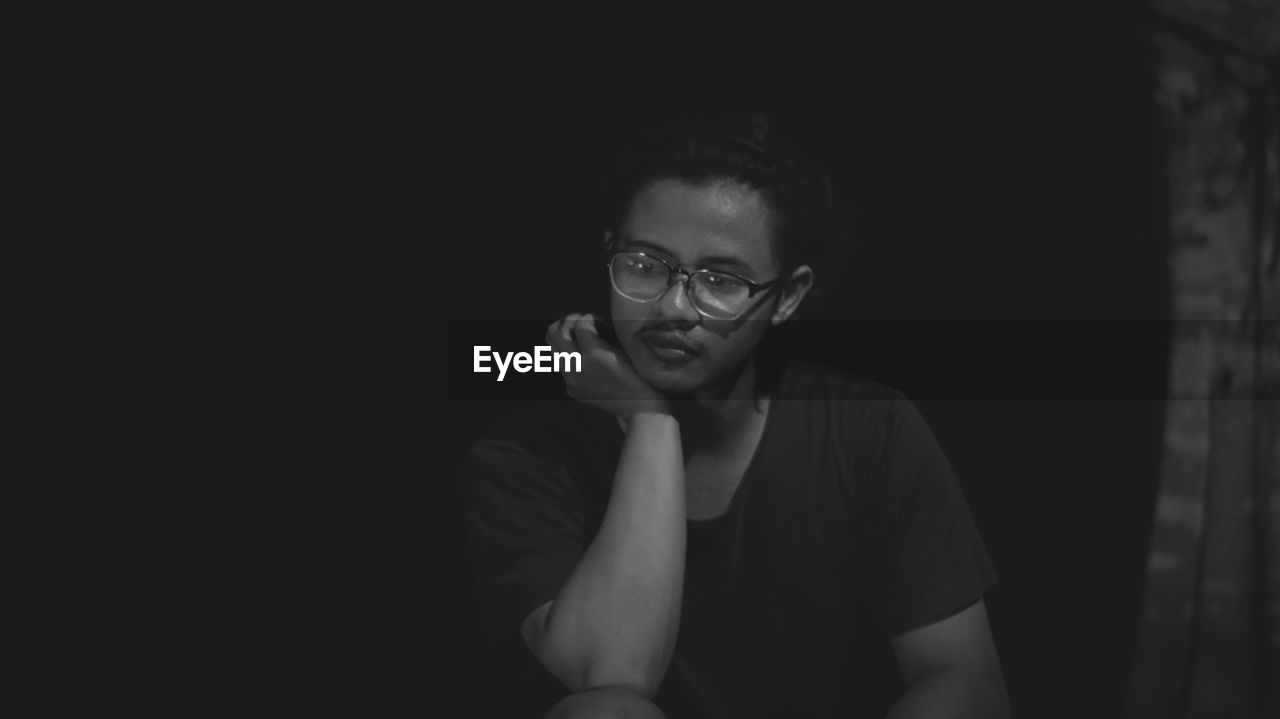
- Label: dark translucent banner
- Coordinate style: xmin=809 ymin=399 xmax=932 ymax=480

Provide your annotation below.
xmin=447 ymin=320 xmax=1278 ymax=400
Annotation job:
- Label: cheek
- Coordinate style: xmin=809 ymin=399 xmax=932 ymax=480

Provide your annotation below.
xmin=716 ymin=327 xmax=767 ymax=363
xmin=610 ymin=294 xmax=650 ymax=330
xmin=610 ymin=288 xmax=639 ymax=315
xmin=711 ymin=302 xmax=775 ymax=344
xmin=609 ymin=297 xmax=649 ymax=359
xmin=696 ymin=320 xmax=769 ymax=366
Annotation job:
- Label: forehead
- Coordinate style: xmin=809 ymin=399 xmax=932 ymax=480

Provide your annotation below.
xmin=618 ymin=179 xmax=778 ymax=272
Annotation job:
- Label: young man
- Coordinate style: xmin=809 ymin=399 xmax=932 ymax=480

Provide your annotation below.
xmin=463 ymin=115 xmax=1009 ymax=718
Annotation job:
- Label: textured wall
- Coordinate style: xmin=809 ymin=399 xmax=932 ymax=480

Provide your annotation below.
xmin=1127 ymin=1 xmax=1279 ymax=717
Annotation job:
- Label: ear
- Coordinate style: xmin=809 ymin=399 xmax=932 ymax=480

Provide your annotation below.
xmin=770 ymin=265 xmax=814 ymax=326
xmin=603 ymin=230 xmax=614 ymax=249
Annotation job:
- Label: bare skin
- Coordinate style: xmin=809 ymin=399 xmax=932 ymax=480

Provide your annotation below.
xmin=543 ymin=687 xmax=668 ymax=719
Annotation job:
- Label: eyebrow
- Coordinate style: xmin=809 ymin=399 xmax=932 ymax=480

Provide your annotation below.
xmin=616 ymin=236 xmax=759 ymax=278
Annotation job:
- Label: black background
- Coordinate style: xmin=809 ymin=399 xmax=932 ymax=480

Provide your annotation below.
xmin=434 ymin=6 xmax=1169 ymax=717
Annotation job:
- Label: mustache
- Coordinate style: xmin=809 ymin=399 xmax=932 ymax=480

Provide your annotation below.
xmin=635 ymin=325 xmax=703 ymax=353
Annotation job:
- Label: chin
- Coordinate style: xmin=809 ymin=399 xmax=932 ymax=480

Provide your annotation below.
xmin=634 ymin=361 xmax=706 ymax=396
xmin=643 ymin=373 xmax=705 ymax=396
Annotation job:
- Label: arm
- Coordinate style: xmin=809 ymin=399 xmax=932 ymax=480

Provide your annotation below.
xmin=874 ymin=398 xmax=1005 ymax=717
xmin=519 ymin=316 xmax=687 ymax=697
xmin=886 ymin=600 xmax=1010 ymax=719
xmin=521 ymin=412 xmax=685 ymax=696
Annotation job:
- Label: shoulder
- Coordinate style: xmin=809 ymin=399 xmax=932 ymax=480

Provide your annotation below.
xmin=463 ymin=400 xmax=622 ymax=494
xmin=477 ymin=400 xmax=618 ymax=455
xmin=771 ymin=361 xmax=934 ymax=452
xmin=776 ymin=360 xmax=906 ymax=404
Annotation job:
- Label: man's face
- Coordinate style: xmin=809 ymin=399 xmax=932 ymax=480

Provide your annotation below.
xmin=609 ymin=178 xmax=790 ymax=396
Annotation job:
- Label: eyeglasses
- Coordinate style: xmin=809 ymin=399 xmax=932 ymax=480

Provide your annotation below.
xmin=607 ymin=251 xmax=787 ymax=320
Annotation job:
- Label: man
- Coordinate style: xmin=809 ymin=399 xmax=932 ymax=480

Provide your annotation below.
xmin=463 ymin=115 xmax=1009 ymax=718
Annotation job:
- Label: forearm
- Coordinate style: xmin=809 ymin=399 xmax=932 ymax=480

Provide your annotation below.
xmin=537 ymin=412 xmax=686 ymax=695
xmin=885 ymin=670 xmax=1010 ymax=719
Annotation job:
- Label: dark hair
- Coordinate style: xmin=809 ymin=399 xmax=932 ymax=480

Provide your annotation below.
xmin=601 ymin=114 xmax=846 ymax=397
xmin=602 ymin=113 xmax=836 ymax=278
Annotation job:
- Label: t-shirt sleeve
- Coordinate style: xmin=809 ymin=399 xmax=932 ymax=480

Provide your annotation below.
xmin=462 ymin=436 xmax=588 ymax=643
xmin=874 ymin=397 xmax=997 ymax=636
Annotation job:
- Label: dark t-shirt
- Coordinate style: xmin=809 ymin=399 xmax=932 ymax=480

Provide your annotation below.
xmin=462 ymin=362 xmax=997 ymax=718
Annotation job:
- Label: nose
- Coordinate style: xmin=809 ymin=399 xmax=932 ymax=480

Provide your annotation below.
xmin=655 ymin=272 xmax=702 ymax=324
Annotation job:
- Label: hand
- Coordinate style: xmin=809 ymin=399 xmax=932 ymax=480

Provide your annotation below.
xmin=546 ymin=313 xmax=671 ymax=418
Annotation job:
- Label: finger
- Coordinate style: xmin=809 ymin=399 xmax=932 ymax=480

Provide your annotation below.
xmin=566 ymin=314 xmax=591 ymax=347
xmin=549 ymin=313 xmax=587 ymax=346
xmin=546 ymin=318 xmax=567 ymax=349
xmin=573 ymin=324 xmax=609 ymax=354
xmin=568 ymin=314 xmax=596 ymax=345
xmin=549 ymin=317 xmax=583 ymax=353
xmin=567 ymin=313 xmax=601 ymax=348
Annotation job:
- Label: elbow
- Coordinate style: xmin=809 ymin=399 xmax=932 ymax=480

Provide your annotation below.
xmin=565 ymin=646 xmax=670 ymax=697
xmin=575 ymin=666 xmax=663 ymax=698
xmin=529 ymin=613 xmax=672 ymax=698
xmin=534 ymin=641 xmax=666 ymax=698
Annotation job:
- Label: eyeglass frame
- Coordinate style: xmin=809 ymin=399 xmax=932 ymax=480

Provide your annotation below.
xmin=605 ymin=249 xmax=790 ymax=319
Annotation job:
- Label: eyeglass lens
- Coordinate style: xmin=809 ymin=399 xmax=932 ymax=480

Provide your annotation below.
xmin=610 ymin=253 xmax=750 ymax=319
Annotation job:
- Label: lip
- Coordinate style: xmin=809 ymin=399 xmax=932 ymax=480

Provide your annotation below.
xmin=639 ymin=332 xmax=701 ymax=360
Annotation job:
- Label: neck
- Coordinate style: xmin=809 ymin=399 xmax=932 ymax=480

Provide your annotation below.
xmin=671 ymin=356 xmax=768 ymax=445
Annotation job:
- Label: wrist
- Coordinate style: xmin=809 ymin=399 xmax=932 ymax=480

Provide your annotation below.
xmin=620 ymin=406 xmax=677 ymax=434
xmin=628 ymin=396 xmax=672 ymax=418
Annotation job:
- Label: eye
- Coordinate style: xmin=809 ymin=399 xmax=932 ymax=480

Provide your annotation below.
xmin=701 ymin=272 xmax=746 ymax=292
xmin=623 ymin=256 xmax=656 ymax=273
